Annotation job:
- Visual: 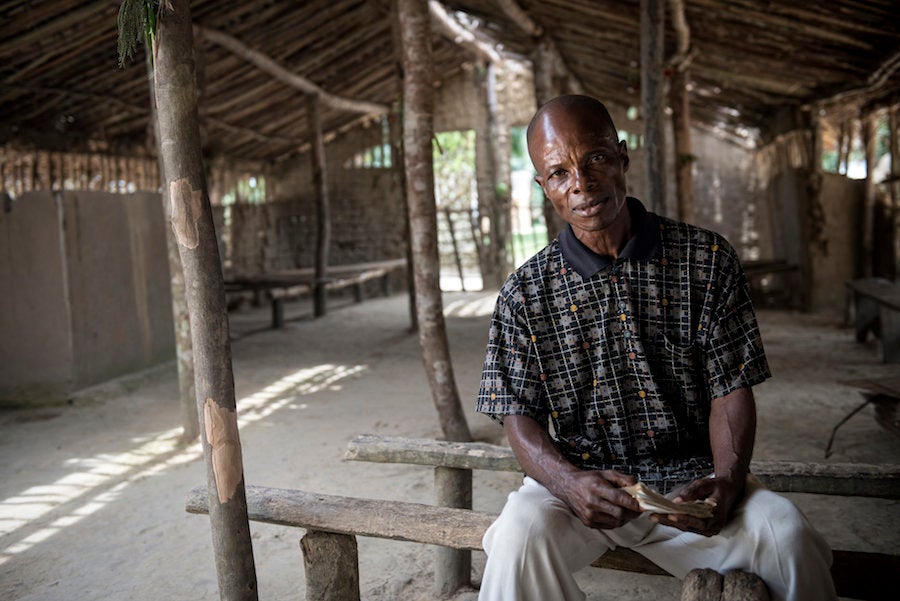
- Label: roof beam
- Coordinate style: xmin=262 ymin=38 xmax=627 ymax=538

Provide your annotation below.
xmin=195 ymin=25 xmax=389 ymax=116
xmin=428 ymin=1 xmax=502 ymax=64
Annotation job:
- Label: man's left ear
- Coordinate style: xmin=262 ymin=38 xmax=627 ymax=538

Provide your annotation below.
xmin=618 ymin=140 xmax=630 ymax=172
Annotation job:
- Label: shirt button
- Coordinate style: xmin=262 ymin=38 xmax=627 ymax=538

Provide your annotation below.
xmin=551 ymin=410 xmax=559 ymax=418
xmin=531 ymin=334 xmax=537 ymax=342
xmin=619 ymin=313 xmax=627 ymax=321
xmin=592 ymin=379 xmax=598 ymax=387
xmin=611 ymin=275 xmax=619 ymax=283
xmin=490 ymin=393 xmax=497 ymax=400
xmin=570 ymin=304 xmax=578 ymax=312
xmin=540 ymin=373 xmax=547 ymax=381
xmin=628 ymin=352 xmax=636 ymax=360
xmin=739 ymin=363 xmax=745 ymax=370
xmin=638 ymin=390 xmax=646 ymax=399
xmin=647 ymin=430 xmax=655 ymax=438
xmin=661 ymin=298 xmax=669 ymax=306
xmin=560 ymin=267 xmax=567 ymax=275
xmin=582 ymin=341 xmax=590 ymax=349
xmin=610 ymin=454 xmax=617 ymax=461
xmin=711 ymin=244 xmax=719 ymax=251
xmin=581 ymin=452 xmax=591 ymax=461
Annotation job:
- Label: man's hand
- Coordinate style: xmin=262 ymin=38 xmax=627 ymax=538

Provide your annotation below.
xmin=650 ymin=475 xmax=745 ymax=536
xmin=559 ymin=469 xmax=642 ymax=530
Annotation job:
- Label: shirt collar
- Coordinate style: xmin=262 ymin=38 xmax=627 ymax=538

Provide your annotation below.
xmin=558 ymin=197 xmax=660 ymax=279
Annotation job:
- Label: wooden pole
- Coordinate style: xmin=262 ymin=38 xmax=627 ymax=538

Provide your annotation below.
xmin=308 ymin=94 xmax=331 ymax=318
xmin=395 ymin=0 xmax=472 ymax=440
xmin=434 ymin=466 xmax=473 ymax=595
xmin=145 ymin=50 xmax=198 ymax=444
xmin=388 ymin=106 xmax=418 ymax=331
xmin=153 ymin=3 xmax=257 ymax=599
xmin=862 ymin=111 xmax=877 ymax=277
xmin=669 ymin=0 xmax=695 ymax=223
xmin=443 ymin=208 xmax=466 ymax=291
xmin=487 ymin=61 xmax=513 ymax=283
xmin=473 ymin=61 xmax=500 ymax=287
xmin=890 ymin=105 xmax=900 ymax=281
xmin=641 ymin=0 xmax=667 ymax=216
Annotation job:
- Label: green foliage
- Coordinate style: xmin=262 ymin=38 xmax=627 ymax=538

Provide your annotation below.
xmin=117 ymin=0 xmax=159 ymax=68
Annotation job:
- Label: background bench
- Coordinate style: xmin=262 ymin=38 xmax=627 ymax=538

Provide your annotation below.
xmin=225 ymin=259 xmax=406 ymax=327
xmin=186 ymin=434 xmax=900 ymax=600
xmin=846 ymin=277 xmax=900 ymax=362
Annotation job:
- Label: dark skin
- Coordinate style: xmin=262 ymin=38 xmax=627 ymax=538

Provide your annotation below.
xmin=514 ymin=95 xmax=757 ymax=536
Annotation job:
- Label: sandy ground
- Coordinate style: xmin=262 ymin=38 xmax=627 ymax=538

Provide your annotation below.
xmin=1 ymin=290 xmax=898 ymax=601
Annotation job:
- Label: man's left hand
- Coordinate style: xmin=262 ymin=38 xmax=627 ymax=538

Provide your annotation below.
xmin=650 ymin=476 xmax=745 ymax=537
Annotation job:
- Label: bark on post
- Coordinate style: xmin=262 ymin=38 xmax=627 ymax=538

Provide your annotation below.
xmin=395 ymin=0 xmax=471 ymax=442
xmin=153 ymin=3 xmax=257 ymax=600
xmin=145 ymin=52 xmax=198 ymax=444
xmin=308 ymin=94 xmax=330 ymax=318
xmin=641 ymin=0 xmax=667 ymax=216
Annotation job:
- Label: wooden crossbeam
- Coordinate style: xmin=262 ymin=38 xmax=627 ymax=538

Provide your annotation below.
xmin=345 ymin=434 xmax=900 ymax=499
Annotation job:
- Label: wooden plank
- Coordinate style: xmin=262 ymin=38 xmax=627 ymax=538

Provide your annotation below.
xmin=345 ymin=435 xmax=900 ymax=498
xmin=186 ymin=485 xmax=492 ymax=550
xmin=846 ymin=278 xmax=900 ymax=311
xmin=186 ymin=483 xmax=900 ymax=599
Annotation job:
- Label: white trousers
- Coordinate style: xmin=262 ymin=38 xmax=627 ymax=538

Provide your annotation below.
xmin=479 ymin=476 xmax=836 ymax=601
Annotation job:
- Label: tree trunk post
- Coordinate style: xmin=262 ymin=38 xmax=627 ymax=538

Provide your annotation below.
xmin=300 ymin=530 xmax=361 ymax=601
xmin=668 ymin=0 xmax=694 ymax=224
xmin=889 ymin=105 xmax=899 ymax=281
xmin=388 ymin=105 xmax=418 ymax=331
xmin=473 ymin=61 xmax=500 ymax=288
xmin=487 ymin=61 xmax=513 ymax=283
xmin=395 ymin=0 xmax=472 ymax=444
xmin=641 ymin=0 xmax=667 ymax=216
xmin=308 ymin=93 xmax=331 ymax=318
xmin=532 ymin=37 xmax=567 ymax=241
xmin=145 ymin=52 xmax=198 ymax=444
xmin=153 ymin=3 xmax=257 ymax=600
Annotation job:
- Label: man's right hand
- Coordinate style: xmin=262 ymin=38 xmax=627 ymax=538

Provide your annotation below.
xmin=558 ymin=468 xmax=642 ymax=529
xmin=504 ymin=415 xmax=642 ymax=530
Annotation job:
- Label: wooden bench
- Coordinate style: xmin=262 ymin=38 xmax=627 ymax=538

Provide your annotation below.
xmin=743 ymin=259 xmax=799 ymax=308
xmin=186 ymin=435 xmax=900 ymax=600
xmin=225 ymin=259 xmax=406 ymax=327
xmin=846 ymin=277 xmax=900 ymax=363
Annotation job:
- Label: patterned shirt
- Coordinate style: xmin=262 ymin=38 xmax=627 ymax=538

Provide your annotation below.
xmin=476 ymin=198 xmax=770 ymax=493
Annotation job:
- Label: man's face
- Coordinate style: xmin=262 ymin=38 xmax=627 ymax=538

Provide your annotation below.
xmin=530 ymin=107 xmax=629 ymax=235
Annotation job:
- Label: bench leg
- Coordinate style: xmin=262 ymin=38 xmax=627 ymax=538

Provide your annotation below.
xmin=855 ymin=295 xmax=880 ymax=343
xmin=880 ymin=307 xmax=900 ymax=362
xmin=381 ymin=273 xmax=392 ymax=297
xmin=314 ymin=284 xmax=327 ymax=318
xmin=353 ymin=282 xmax=364 ymax=303
xmin=271 ymin=297 xmax=285 ymax=329
xmin=301 ymin=530 xmax=360 ymax=601
xmin=434 ymin=467 xmax=473 ymax=596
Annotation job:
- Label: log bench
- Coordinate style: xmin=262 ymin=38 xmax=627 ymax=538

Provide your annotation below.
xmin=743 ymin=259 xmax=799 ymax=308
xmin=185 ymin=435 xmax=900 ymax=600
xmin=846 ymin=277 xmax=900 ymax=363
xmin=225 ymin=259 xmax=406 ymax=327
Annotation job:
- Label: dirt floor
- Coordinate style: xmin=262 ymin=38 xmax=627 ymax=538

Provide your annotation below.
xmin=1 ymin=290 xmax=898 ymax=601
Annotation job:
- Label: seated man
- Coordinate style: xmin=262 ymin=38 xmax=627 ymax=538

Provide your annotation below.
xmin=475 ymin=94 xmax=835 ymax=601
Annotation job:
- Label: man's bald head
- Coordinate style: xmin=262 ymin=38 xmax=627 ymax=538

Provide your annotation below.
xmin=526 ymin=95 xmax=619 ymax=165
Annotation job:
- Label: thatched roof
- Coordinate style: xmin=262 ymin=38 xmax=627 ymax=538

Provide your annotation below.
xmin=1 ymin=0 xmax=898 ymax=164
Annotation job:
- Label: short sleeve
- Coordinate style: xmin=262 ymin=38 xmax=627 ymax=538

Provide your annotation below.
xmin=704 ymin=261 xmax=771 ymax=400
xmin=476 ymin=290 xmax=547 ymax=423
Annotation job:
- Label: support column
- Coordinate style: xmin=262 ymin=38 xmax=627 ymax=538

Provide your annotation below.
xmin=641 ymin=0 xmax=667 ymax=216
xmin=308 ymin=94 xmax=331 ymax=318
xmin=862 ymin=111 xmax=877 ymax=277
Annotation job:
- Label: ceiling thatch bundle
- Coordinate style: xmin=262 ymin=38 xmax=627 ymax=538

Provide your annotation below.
xmin=1 ymin=0 xmax=898 ymax=164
